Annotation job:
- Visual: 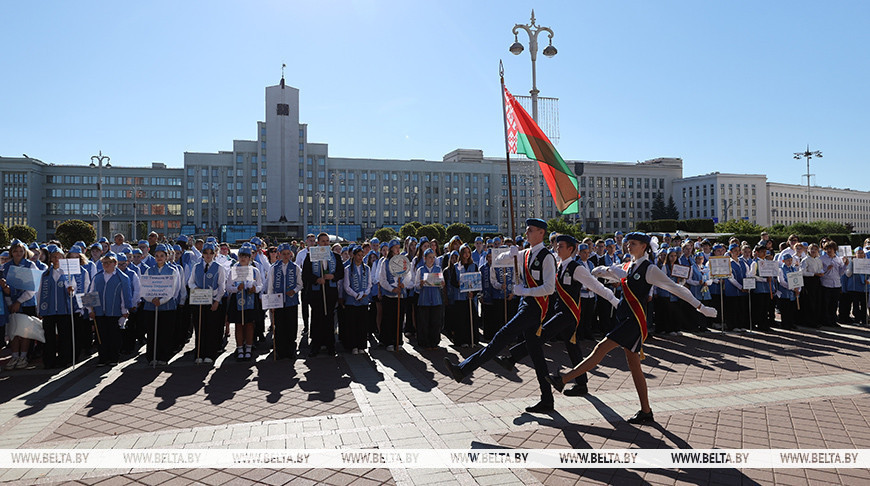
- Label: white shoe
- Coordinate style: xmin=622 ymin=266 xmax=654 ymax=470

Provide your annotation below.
xmin=194 ymin=358 xmax=203 ymax=364
xmin=203 ymin=357 xmax=214 ymax=364
xmin=386 ymin=345 xmax=395 ymax=352
xmin=15 ymin=358 xmax=28 ymax=369
xmin=5 ymin=357 xmax=19 ymax=370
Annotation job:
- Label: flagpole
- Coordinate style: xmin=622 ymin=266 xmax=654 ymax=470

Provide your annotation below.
xmin=500 ymin=61 xmax=517 ymax=239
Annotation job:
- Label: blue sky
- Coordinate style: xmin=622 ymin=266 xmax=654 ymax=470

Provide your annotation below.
xmin=2 ymin=1 xmax=868 ymax=190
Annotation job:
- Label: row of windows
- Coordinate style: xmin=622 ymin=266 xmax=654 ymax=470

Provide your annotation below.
xmin=2 ymin=172 xmax=27 ymax=183
xmin=46 ymin=203 xmax=182 ymax=216
xmin=45 ymin=175 xmax=180 ymax=186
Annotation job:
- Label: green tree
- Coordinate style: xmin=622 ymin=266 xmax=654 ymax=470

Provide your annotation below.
xmin=445 ymin=223 xmax=473 ymax=244
xmin=715 ymin=218 xmax=765 ymax=234
xmin=55 ymin=220 xmax=97 ymax=250
xmin=650 ymin=193 xmax=667 ymax=220
xmin=8 ymin=224 xmax=37 ymax=243
xmin=399 ymin=221 xmax=422 ymax=239
xmin=373 ymin=227 xmax=397 ymax=242
xmin=0 ymin=223 xmax=9 ymax=247
xmin=415 ymin=224 xmax=441 ymax=243
xmin=666 ymin=196 xmax=680 ymax=219
xmin=546 ymin=217 xmax=577 ymax=239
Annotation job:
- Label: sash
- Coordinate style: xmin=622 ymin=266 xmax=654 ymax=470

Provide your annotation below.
xmin=523 ymin=250 xmax=549 ymax=335
xmin=554 ymin=266 xmax=581 ymax=344
xmin=620 ymin=262 xmax=648 ymax=360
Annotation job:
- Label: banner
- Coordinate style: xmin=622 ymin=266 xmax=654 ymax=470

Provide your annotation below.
xmin=0 ymin=448 xmax=865 ymax=469
xmin=491 ymin=248 xmax=513 ymax=268
xmin=743 ymin=278 xmax=756 ymax=291
xmin=787 ymin=272 xmax=804 ymax=290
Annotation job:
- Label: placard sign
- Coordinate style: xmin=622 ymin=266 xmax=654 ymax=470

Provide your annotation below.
xmin=837 ymin=245 xmax=852 ymax=258
xmin=491 ymin=248 xmax=513 ymax=268
xmin=59 ymin=259 xmax=81 ymax=275
xmin=81 ymin=292 xmax=101 ymax=308
xmin=757 ymin=259 xmax=780 ymax=278
xmin=423 ymin=272 xmax=444 ymax=286
xmin=709 ymin=256 xmax=732 ymax=279
xmin=309 ymin=246 xmax=332 ymax=263
xmin=787 ymin=271 xmax=804 ymax=290
xmin=139 ymin=275 xmax=176 ymax=299
xmin=459 ymin=272 xmax=482 ymax=293
xmin=261 ymin=293 xmax=284 ymax=310
xmin=215 ymin=255 xmax=233 ymax=269
xmin=189 ymin=288 xmax=213 ymax=306
xmin=852 ymin=258 xmax=870 ymax=275
xmin=671 ymin=264 xmax=690 ymax=279
xmin=5 ymin=265 xmax=42 ymax=292
xmin=743 ymin=278 xmax=756 ymax=291
xmin=231 ymin=265 xmax=253 ymax=282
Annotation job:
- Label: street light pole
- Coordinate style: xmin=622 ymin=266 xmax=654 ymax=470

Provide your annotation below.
xmin=794 ymin=146 xmax=822 ymax=224
xmin=510 ymin=9 xmax=557 ymax=219
xmin=89 ymin=151 xmax=111 ymax=238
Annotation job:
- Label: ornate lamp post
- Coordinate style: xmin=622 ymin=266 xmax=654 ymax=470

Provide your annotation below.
xmin=89 ymin=151 xmax=111 ymax=238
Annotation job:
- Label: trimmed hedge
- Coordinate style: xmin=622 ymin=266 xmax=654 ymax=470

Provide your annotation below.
xmin=715 ymin=233 xmax=870 ymax=249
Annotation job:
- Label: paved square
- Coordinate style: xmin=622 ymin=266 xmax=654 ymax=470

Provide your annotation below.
xmin=1 ymin=316 xmax=869 ymax=485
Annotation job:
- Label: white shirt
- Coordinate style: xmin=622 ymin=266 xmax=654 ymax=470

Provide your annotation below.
xmin=801 ymin=255 xmax=824 ymax=276
xmin=265 ymin=261 xmax=302 ymax=296
xmin=226 ymin=264 xmax=262 ymax=295
xmin=377 ymin=258 xmax=413 ymax=298
xmin=187 ymin=260 xmax=228 ymax=304
xmin=595 ymin=254 xmax=701 ymax=309
xmin=295 ymin=247 xmax=310 ymax=269
xmin=511 ymin=242 xmax=556 ymax=298
xmin=343 ymin=262 xmax=372 ymax=300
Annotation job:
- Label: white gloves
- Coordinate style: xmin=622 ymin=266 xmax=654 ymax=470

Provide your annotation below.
xmin=591 ymin=267 xmax=607 ymax=277
xmin=698 ymin=305 xmax=717 ymax=318
xmin=608 ymin=296 xmax=620 ymax=309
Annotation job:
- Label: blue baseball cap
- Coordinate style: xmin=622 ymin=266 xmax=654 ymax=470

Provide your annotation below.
xmin=577 ymin=243 xmax=589 ymax=251
xmin=154 ymin=244 xmax=169 ymax=254
xmin=615 ymin=231 xmax=624 ymax=236
xmin=389 ymin=239 xmax=401 ymax=249
xmin=605 ymin=239 xmax=615 ymax=246
xmin=475 ymin=236 xmax=483 ymax=243
xmin=250 ymin=236 xmax=263 ymax=246
xmin=423 ymin=249 xmax=435 ymax=257
xmin=132 ymin=249 xmax=143 ymax=255
xmin=277 ymin=243 xmax=291 ymax=252
xmin=98 ymin=237 xmax=109 ymax=243
xmin=102 ymin=252 xmax=117 ymax=260
xmin=46 ymin=244 xmax=62 ymax=255
xmin=176 ymin=235 xmax=188 ymax=243
xmin=206 ymin=237 xmax=217 ymax=243
xmin=172 ymin=244 xmax=182 ymax=252
xmin=238 ymin=245 xmax=253 ymax=256
xmin=70 ymin=245 xmax=84 ymax=254
xmin=90 ymin=243 xmax=102 ymax=250
xmin=138 ymin=240 xmax=148 ymax=246
xmin=419 ymin=236 xmax=429 ymax=243
xmin=75 ymin=241 xmax=86 ymax=248
xmin=203 ymin=242 xmax=217 ymax=252
xmin=370 ymin=238 xmax=379 ymax=245
xmin=28 ymin=242 xmax=39 ymax=250
xmin=116 ymin=253 xmax=128 ymax=262
xmin=121 ymin=248 xmax=132 ymax=254
xmin=728 ymin=243 xmax=739 ymax=251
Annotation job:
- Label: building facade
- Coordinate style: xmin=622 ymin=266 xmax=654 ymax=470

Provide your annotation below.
xmin=0 ymin=156 xmax=182 ymax=241
xmin=673 ymin=172 xmax=770 ymax=226
xmin=182 ymin=80 xmax=685 ymax=240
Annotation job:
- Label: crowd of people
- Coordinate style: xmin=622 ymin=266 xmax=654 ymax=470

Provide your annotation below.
xmin=1 ymin=225 xmax=866 ymax=422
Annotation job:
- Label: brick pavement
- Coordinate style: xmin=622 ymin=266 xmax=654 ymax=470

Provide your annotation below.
xmin=0 ymin=317 xmax=869 ymax=485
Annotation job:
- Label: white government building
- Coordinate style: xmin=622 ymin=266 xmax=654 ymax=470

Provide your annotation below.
xmin=3 ymin=80 xmax=870 ymax=241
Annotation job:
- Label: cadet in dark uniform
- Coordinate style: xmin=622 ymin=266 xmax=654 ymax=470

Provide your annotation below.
xmin=443 ymin=219 xmax=555 ymax=404
xmin=302 ymin=233 xmax=344 ymax=357
xmin=494 ymin=235 xmax=619 ymax=409
xmin=547 ymin=232 xmax=718 ymax=424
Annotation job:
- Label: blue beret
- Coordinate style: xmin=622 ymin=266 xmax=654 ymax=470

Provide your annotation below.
xmin=615 ymin=231 xmax=624 ymax=236
xmin=660 ymin=243 xmax=670 ymax=249
xmin=203 ymin=242 xmax=217 ymax=252
xmin=475 ymin=236 xmax=483 ymax=242
xmin=423 ymin=249 xmax=435 ymax=257
xmin=46 ymin=245 xmax=62 ymax=255
xmin=712 ymin=243 xmax=725 ymax=250
xmin=0 ymin=251 xmax=8 ymax=258
xmin=70 ymin=245 xmax=84 ymax=254
xmin=98 ymin=237 xmax=109 ymax=243
xmin=75 ymin=241 xmax=86 ymax=248
xmin=556 ymin=235 xmax=577 ymax=247
xmin=380 ymin=242 xmax=389 ymax=249
xmin=154 ymin=244 xmax=169 ymax=254
xmin=250 ymin=237 xmax=263 ymax=245
xmin=351 ymin=245 xmax=364 ymax=254
xmin=419 ymin=236 xmax=429 ymax=243
xmin=625 ymin=232 xmax=652 ymax=245
xmin=801 ymin=242 xmax=808 ymax=247
xmin=782 ymin=253 xmax=793 ymax=260
xmin=577 ymin=243 xmax=589 ymax=251
xmin=667 ymin=247 xmax=680 ymax=254
xmin=370 ymin=238 xmax=380 ymax=245
xmin=664 ymin=233 xmax=671 ymax=238
xmin=515 ymin=236 xmax=524 ymax=243
xmin=90 ymin=243 xmax=102 ymax=250
xmin=526 ymin=218 xmax=547 ymax=231
xmin=206 ymin=237 xmax=217 ymax=243
xmin=28 ymin=242 xmax=39 ymax=249
xmin=728 ymin=243 xmax=739 ymax=251
xmin=102 ymin=252 xmax=117 ymax=260
xmin=449 ymin=250 xmax=459 ymax=259
xmin=277 ymin=243 xmax=291 ymax=252
xmin=9 ymin=239 xmax=23 ymax=248
xmin=605 ymin=239 xmax=615 ymax=246
xmin=486 ymin=239 xmax=493 ymax=245
xmin=389 ymin=239 xmax=401 ymax=248
xmin=449 ymin=235 xmax=461 ymax=243
xmin=238 ymin=245 xmax=253 ymax=256
xmin=121 ymin=248 xmax=132 ymax=254
xmin=116 ymin=253 xmax=128 ymax=262
xmin=132 ymin=249 xmax=143 ymax=255
xmin=171 ymin=244 xmax=182 ymax=252
xmin=138 ymin=240 xmax=148 ymax=246
xmin=176 ymin=235 xmax=188 ymax=243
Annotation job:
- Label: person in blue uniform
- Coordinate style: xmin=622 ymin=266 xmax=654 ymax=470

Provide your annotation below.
xmin=88 ymin=252 xmax=133 ymax=366
xmin=494 ymin=235 xmax=620 ymax=411
xmin=377 ymin=239 xmax=412 ymax=352
xmin=443 ymin=219 xmax=555 ymax=389
xmin=265 ymin=243 xmax=302 ymax=359
xmin=341 ymin=245 xmax=371 ymax=355
xmin=188 ymin=242 xmax=227 ymax=363
xmin=116 ymin=253 xmax=142 ymax=355
xmin=38 ymin=245 xmax=78 ymax=369
xmin=448 ymin=244 xmax=479 ymax=347
xmin=413 ymin=248 xmax=444 ymax=350
xmin=2 ymin=239 xmax=41 ymax=370
xmin=141 ymin=244 xmax=183 ymax=366
xmin=227 ymin=244 xmax=262 ymax=361
xmin=547 ymin=232 xmax=717 ymax=424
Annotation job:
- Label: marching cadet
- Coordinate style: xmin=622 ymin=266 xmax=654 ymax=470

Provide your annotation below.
xmin=116 ymin=253 xmax=142 ymax=355
xmin=265 ymin=243 xmax=301 ymax=360
xmin=547 ymin=232 xmax=717 ymax=424
xmin=38 ymin=245 xmax=78 ymax=369
xmin=227 ymin=244 xmax=262 ymax=361
xmin=88 ymin=252 xmax=133 ymax=367
xmin=444 ymin=219 xmax=555 ymax=386
xmin=303 ymin=233 xmax=344 ymax=357
xmin=188 ymin=242 xmax=227 ymax=364
xmin=494 ymin=235 xmax=620 ymax=411
xmin=342 ymin=245 xmax=371 ymax=355
xmin=377 ymin=239 xmax=411 ymax=351
xmin=413 ymin=248 xmax=444 ymax=350
xmin=141 ymin=244 xmax=183 ymax=366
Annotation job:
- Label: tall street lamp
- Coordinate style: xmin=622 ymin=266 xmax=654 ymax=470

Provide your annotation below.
xmin=794 ymin=146 xmax=821 ymax=224
xmin=510 ymin=9 xmax=556 ymax=219
xmin=89 ymin=151 xmax=111 ymax=238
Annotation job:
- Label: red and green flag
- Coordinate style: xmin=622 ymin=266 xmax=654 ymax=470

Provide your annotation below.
xmin=503 ymin=86 xmax=579 ymax=214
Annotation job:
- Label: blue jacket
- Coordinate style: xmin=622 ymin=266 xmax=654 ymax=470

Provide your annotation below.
xmin=91 ymin=270 xmax=133 ymax=317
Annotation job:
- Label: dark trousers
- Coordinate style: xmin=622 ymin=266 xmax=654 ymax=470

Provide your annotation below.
xmin=579 ymin=297 xmax=596 ymax=339
xmin=142 ymin=309 xmax=174 ymax=362
xmin=193 ymin=303 xmax=224 ymax=360
xmin=848 ymin=291 xmax=867 ymax=323
xmin=822 ymin=286 xmax=841 ymax=327
xmin=403 ymin=294 xmax=417 ymax=334
xmin=300 ymin=290 xmax=311 ymax=333
xmin=174 ymin=302 xmax=189 ymax=350
xmin=42 ymin=315 xmax=73 ymax=367
xmin=343 ymin=304 xmax=368 ymax=350
xmin=481 ymin=302 xmax=500 ymax=342
xmin=95 ymin=316 xmax=122 ymax=364
xmin=416 ymin=304 xmax=443 ymax=348
xmin=652 ymin=296 xmax=672 ymax=333
xmin=457 ymin=301 xmax=542 ymax=378
xmin=802 ymin=276 xmax=823 ymax=327
xmin=450 ymin=298 xmax=478 ymax=346
xmin=710 ymin=293 xmax=723 ymax=328
xmin=121 ymin=310 xmax=139 ymax=353
xmin=508 ymin=310 xmax=587 ymax=388
xmin=310 ymin=289 xmax=337 ymax=352
xmin=595 ymin=290 xmax=615 ymax=334
xmin=723 ymin=295 xmax=748 ymax=330
xmin=838 ymin=291 xmax=852 ymax=323
xmin=778 ymin=298 xmax=797 ymax=329
xmin=379 ymin=296 xmax=404 ymax=347
xmin=273 ymin=305 xmax=299 ymax=358
xmin=750 ymin=292 xmax=772 ymax=329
